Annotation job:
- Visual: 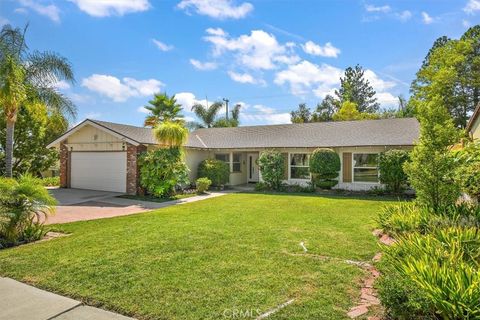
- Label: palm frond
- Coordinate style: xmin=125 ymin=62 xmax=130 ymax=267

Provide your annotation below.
xmin=30 ymin=86 xmax=77 ymax=120
xmin=25 ymin=51 xmax=75 ymax=87
xmin=231 ymin=104 xmax=241 ymax=121
xmin=0 ymin=24 xmax=28 ymax=60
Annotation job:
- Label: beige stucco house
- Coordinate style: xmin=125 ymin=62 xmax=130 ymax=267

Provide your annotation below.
xmin=467 ymin=103 xmax=480 ymax=141
xmin=47 ymin=118 xmax=420 ymax=195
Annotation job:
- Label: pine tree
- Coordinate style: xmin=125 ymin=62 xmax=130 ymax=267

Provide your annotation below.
xmin=335 ymin=65 xmax=379 ymax=113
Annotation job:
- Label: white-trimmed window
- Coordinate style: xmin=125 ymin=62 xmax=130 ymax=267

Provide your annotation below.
xmin=215 ymin=153 xmax=229 ymax=163
xmin=232 ymin=153 xmax=241 ymax=172
xmin=290 ymin=153 xmax=310 ymax=179
xmin=353 ymin=153 xmax=379 ymax=183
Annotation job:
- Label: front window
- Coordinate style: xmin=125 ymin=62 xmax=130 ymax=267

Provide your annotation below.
xmin=215 ymin=154 xmax=229 ymax=162
xmin=232 ymin=153 xmax=241 ymax=172
xmin=290 ymin=153 xmax=310 ymax=179
xmin=353 ymin=153 xmax=379 ymax=183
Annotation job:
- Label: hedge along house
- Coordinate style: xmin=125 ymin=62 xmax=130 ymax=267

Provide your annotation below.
xmin=48 ymin=117 xmax=420 ymax=194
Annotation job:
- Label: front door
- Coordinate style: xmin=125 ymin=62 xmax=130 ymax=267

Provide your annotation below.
xmin=247 ymin=153 xmax=259 ymax=182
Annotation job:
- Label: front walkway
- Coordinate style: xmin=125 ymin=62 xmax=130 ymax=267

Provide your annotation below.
xmin=0 ymin=277 xmax=134 ymax=320
xmin=46 ymin=188 xmax=234 ymax=225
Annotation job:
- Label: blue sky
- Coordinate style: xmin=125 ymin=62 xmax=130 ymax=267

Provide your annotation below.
xmin=2 ymin=0 xmax=480 ymax=127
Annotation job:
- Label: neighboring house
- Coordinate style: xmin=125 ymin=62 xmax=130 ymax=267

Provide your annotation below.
xmin=47 ymin=118 xmax=420 ymax=194
xmin=466 ymin=103 xmax=480 ymax=141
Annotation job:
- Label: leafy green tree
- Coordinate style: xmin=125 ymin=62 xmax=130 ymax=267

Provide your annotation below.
xmin=198 ymin=159 xmax=229 ymax=186
xmin=0 ymin=25 xmax=75 ymax=177
xmin=191 ymin=101 xmax=223 ymax=128
xmin=290 ymin=103 xmax=312 ymax=123
xmin=411 ymin=26 xmax=480 ymax=128
xmin=335 ymin=65 xmax=379 ymax=113
xmin=257 ymin=150 xmax=285 ymax=190
xmin=333 ymin=101 xmax=379 ymax=121
xmin=143 ymin=93 xmax=183 ymax=127
xmin=403 ymin=96 xmax=461 ymax=212
xmin=0 ymin=103 xmax=67 ymax=176
xmin=311 ymin=95 xmax=339 ymax=122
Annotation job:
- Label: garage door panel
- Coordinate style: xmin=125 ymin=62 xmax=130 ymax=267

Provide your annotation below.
xmin=71 ymin=152 xmax=127 ymax=193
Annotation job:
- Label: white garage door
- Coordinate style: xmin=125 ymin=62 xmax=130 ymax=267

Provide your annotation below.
xmin=71 ymin=152 xmax=127 ymax=193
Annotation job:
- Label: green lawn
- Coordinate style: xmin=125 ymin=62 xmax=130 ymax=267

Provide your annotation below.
xmin=0 ymin=193 xmax=392 ymax=320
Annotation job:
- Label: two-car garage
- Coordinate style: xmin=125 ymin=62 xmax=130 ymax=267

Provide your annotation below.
xmin=70 ymin=152 xmax=127 ymax=193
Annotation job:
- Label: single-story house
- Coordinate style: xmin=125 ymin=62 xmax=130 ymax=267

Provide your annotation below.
xmin=47 ymin=117 xmax=420 ymax=194
xmin=467 ymin=103 xmax=480 ymax=141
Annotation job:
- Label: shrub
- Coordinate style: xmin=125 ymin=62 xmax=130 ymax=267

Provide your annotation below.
xmin=455 ymin=141 xmax=480 ymax=201
xmin=403 ymin=96 xmax=461 ymax=212
xmin=257 ymin=150 xmax=285 ymax=190
xmin=0 ymin=175 xmax=56 ymax=247
xmin=254 ymin=181 xmax=269 ymax=191
xmin=378 ymin=150 xmax=410 ymax=193
xmin=198 ymin=159 xmax=229 ymax=187
xmin=382 ymin=228 xmax=480 ymax=320
xmin=309 ymin=148 xmax=340 ymax=189
xmin=196 ymin=177 xmax=211 ymax=194
xmin=376 ymin=267 xmax=436 ymax=320
xmin=139 ymin=148 xmax=189 ymax=198
xmin=40 ymin=176 xmax=60 ymax=187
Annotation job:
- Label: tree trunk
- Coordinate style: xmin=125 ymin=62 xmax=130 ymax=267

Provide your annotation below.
xmin=5 ymin=119 xmax=15 ymax=178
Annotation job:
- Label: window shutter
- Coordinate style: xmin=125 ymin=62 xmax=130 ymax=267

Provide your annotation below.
xmin=342 ymin=153 xmax=352 ymax=183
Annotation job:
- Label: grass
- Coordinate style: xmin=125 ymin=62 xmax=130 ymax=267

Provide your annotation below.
xmin=117 ymin=193 xmax=195 ymax=203
xmin=0 ymin=193 xmax=393 ymax=320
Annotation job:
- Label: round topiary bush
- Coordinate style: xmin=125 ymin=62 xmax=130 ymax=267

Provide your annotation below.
xmin=198 ymin=159 xmax=229 ymax=187
xmin=257 ymin=150 xmax=285 ymax=190
xmin=309 ymin=148 xmax=340 ymax=189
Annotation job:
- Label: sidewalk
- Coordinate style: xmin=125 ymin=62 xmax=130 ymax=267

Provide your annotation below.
xmin=0 ymin=277 xmax=134 ymax=320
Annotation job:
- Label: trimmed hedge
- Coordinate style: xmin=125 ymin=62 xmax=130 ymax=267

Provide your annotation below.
xmin=198 ymin=159 xmax=229 ymax=186
xmin=309 ymin=148 xmax=340 ymax=189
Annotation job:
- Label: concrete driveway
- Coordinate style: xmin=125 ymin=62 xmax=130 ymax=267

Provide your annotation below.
xmin=45 ymin=188 xmax=168 ymax=225
xmin=46 ymin=188 xmax=229 ymax=225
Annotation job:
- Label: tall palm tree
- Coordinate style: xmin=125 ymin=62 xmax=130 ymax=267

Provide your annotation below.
xmin=143 ymin=93 xmax=183 ymax=127
xmin=190 ymin=101 xmax=223 ymax=128
xmin=0 ymin=25 xmax=75 ymax=177
xmin=153 ymin=121 xmax=188 ymax=147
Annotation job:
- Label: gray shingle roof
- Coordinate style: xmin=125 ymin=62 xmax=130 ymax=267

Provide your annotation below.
xmin=186 ymin=118 xmax=420 ymax=149
xmin=91 ymin=119 xmax=157 ymax=144
xmin=90 ymin=118 xmax=419 ymax=149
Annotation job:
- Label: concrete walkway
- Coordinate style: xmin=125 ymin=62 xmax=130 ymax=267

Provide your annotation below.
xmin=46 ymin=188 xmax=234 ymax=224
xmin=0 ymin=277 xmax=134 ymax=320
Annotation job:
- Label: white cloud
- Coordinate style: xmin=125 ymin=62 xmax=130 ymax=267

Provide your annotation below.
xmin=85 ymin=112 xmax=101 ymax=119
xmin=364 ymin=69 xmax=396 ymax=92
xmin=55 ymin=80 xmax=71 ymax=90
xmin=137 ymin=106 xmax=149 ymax=114
xmin=19 ymin=0 xmax=60 ymax=23
xmin=463 ymin=19 xmax=472 ymax=27
xmin=190 ymin=59 xmax=218 ymax=70
xmin=365 ymin=4 xmax=391 ymax=13
xmin=421 ymin=11 xmax=434 ymax=24
xmin=69 ymin=0 xmax=150 ymax=17
xmin=301 ymin=41 xmax=340 ymax=58
xmin=228 ymin=71 xmax=266 ymax=85
xmin=274 ymin=60 xmax=342 ymax=97
xmin=240 ymin=105 xmax=290 ymax=125
xmin=375 ymin=92 xmax=398 ymax=106
xmin=203 ymin=28 xmax=299 ymax=70
xmin=82 ymin=74 xmax=163 ymax=102
xmin=177 ymin=0 xmax=253 ymax=20
xmin=174 ymin=92 xmax=198 ymax=110
xmin=464 ymin=0 xmax=480 ymax=14
xmin=152 ymin=39 xmax=173 ymax=52
xmin=396 ymin=10 xmax=412 ymax=22
xmin=14 ymin=8 xmax=28 ymax=14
